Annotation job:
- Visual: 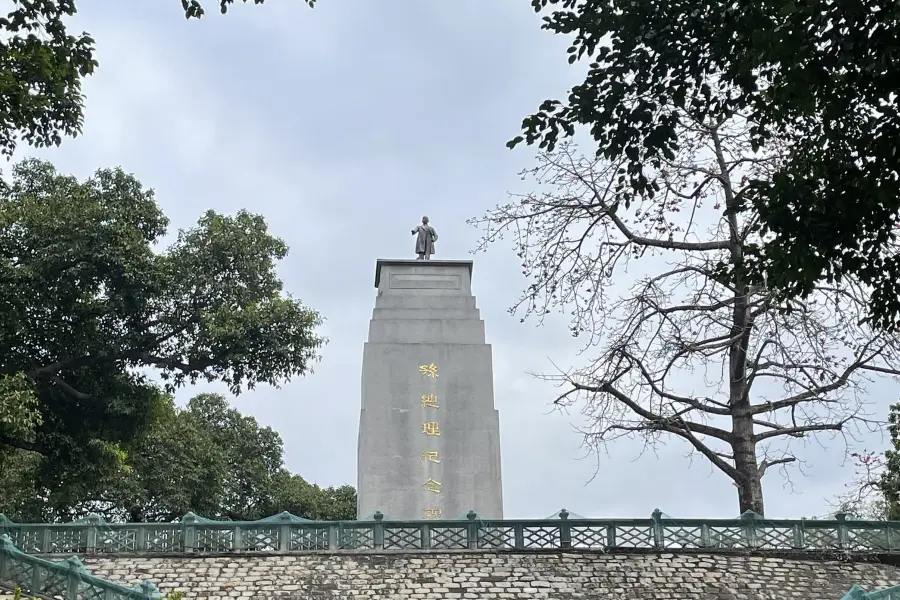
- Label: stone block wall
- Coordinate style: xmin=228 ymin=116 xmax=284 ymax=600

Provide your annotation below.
xmin=80 ymin=551 xmax=900 ymax=600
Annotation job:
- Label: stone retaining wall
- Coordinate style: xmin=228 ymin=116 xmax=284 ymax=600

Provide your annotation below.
xmin=80 ymin=551 xmax=900 ymax=600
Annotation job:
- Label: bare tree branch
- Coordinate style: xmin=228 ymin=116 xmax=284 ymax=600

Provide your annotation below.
xmin=471 ymin=107 xmax=900 ymax=516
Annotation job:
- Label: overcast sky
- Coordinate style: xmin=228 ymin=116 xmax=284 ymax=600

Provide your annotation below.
xmin=10 ymin=0 xmax=896 ymax=521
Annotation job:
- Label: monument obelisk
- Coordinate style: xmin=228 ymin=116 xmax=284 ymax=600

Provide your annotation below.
xmin=356 ymin=217 xmax=504 ymax=521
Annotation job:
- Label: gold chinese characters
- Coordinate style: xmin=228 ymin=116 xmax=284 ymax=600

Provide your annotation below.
xmin=418 ymin=363 xmax=439 ymax=378
xmin=421 ymin=450 xmax=441 ymax=464
xmin=417 ymin=362 xmax=443 ymax=517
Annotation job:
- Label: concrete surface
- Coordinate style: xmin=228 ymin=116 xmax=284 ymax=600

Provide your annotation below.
xmin=357 ymin=259 xmax=504 ymax=521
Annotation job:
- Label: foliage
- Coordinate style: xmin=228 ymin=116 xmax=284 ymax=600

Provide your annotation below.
xmin=0 ymin=393 xmax=356 ymax=522
xmin=840 ymin=402 xmax=900 ymax=521
xmin=881 ymin=405 xmax=900 ymax=520
xmin=511 ymin=0 xmax=900 ymax=331
xmin=270 ymin=471 xmax=357 ymax=521
xmin=0 ymin=0 xmax=314 ymax=157
xmin=0 ymin=373 xmax=40 ymax=440
xmin=0 ymin=158 xmax=325 ymax=495
xmin=474 ymin=108 xmax=900 ymax=516
xmin=11 ymin=586 xmax=38 ymax=600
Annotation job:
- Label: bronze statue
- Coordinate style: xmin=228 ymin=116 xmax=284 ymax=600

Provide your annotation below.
xmin=411 ymin=216 xmax=438 ymax=260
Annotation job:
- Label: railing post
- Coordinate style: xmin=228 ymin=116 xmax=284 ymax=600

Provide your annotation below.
xmin=0 ymin=535 xmax=12 ymax=582
xmin=327 ymin=523 xmax=339 ymax=550
xmin=41 ymin=527 xmax=53 ymax=553
xmin=793 ymin=518 xmax=806 ymax=549
xmin=558 ymin=509 xmax=571 ymax=549
xmin=651 ymin=509 xmax=664 ymax=549
xmin=605 ymin=523 xmax=616 ymax=550
xmin=699 ymin=524 xmax=711 ymax=548
xmin=182 ymin=512 xmax=198 ymax=553
xmin=888 ymin=524 xmax=899 ymax=551
xmin=64 ymin=556 xmax=88 ymax=600
xmin=420 ymin=523 xmax=431 ymax=550
xmin=835 ymin=512 xmax=850 ymax=549
xmin=30 ymin=560 xmax=42 ymax=596
xmin=66 ymin=569 xmax=80 ymax=600
xmin=134 ymin=524 xmax=147 ymax=552
xmin=233 ymin=524 xmax=243 ymax=551
xmin=373 ymin=512 xmax=385 ymax=550
xmin=132 ymin=579 xmax=164 ymax=600
xmin=740 ymin=511 xmax=759 ymax=549
xmin=85 ymin=514 xmax=104 ymax=554
xmin=466 ymin=511 xmax=479 ymax=550
xmin=276 ymin=511 xmax=292 ymax=552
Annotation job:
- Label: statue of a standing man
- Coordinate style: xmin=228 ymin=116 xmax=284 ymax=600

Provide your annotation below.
xmin=411 ymin=216 xmax=438 ymax=260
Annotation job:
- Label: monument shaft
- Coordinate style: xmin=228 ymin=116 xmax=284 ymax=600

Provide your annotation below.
xmin=357 ymin=259 xmax=503 ymax=521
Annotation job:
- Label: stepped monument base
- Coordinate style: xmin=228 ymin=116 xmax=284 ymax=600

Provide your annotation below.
xmin=356 ymin=258 xmax=503 ymax=521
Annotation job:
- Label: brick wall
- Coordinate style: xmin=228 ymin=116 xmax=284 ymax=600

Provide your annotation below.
xmin=80 ymin=551 xmax=900 ymax=600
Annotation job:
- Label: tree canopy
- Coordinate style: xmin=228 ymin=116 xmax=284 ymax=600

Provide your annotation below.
xmin=0 ymin=158 xmax=325 ymax=492
xmin=512 ymin=0 xmax=900 ymax=331
xmin=0 ymin=392 xmax=356 ymax=522
xmin=475 ymin=105 xmax=900 ymax=515
xmin=0 ymin=0 xmax=314 ymax=157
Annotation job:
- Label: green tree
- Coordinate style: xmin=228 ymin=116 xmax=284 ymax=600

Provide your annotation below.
xmin=511 ymin=0 xmax=900 ymax=331
xmin=0 ymin=0 xmax=314 ymax=157
xmin=0 ymin=393 xmax=357 ymax=522
xmin=880 ymin=405 xmax=900 ymax=520
xmin=0 ymin=158 xmax=325 ymax=495
xmin=834 ymin=403 xmax=900 ymax=522
xmin=270 ymin=473 xmax=357 ymax=521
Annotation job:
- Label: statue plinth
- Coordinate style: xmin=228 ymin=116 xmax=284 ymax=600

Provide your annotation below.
xmin=356 ymin=259 xmax=504 ymax=521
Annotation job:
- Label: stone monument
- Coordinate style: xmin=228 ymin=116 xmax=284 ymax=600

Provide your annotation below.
xmin=356 ymin=228 xmax=503 ymax=521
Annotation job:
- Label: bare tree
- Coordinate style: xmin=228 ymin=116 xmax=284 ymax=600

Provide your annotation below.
xmin=470 ymin=112 xmax=900 ymax=516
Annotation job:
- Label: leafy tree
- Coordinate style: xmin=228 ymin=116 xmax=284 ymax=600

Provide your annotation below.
xmin=880 ymin=405 xmax=900 ymax=520
xmin=0 ymin=158 xmax=325 ymax=494
xmin=839 ymin=402 xmax=900 ymax=521
xmin=474 ymin=107 xmax=900 ymax=515
xmin=0 ymin=0 xmax=314 ymax=157
xmin=270 ymin=473 xmax=357 ymax=521
xmin=0 ymin=393 xmax=357 ymax=522
xmin=511 ymin=0 xmax=900 ymax=331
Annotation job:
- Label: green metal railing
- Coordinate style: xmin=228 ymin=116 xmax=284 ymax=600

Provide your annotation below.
xmin=2 ymin=509 xmax=899 ymax=555
xmin=842 ymin=584 xmax=900 ymax=599
xmin=0 ymin=534 xmax=162 ymax=600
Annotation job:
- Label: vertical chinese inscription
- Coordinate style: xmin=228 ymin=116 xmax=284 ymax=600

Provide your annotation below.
xmin=419 ymin=362 xmax=442 ymax=518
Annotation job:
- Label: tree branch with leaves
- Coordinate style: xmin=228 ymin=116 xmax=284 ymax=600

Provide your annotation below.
xmin=0 ymin=159 xmax=326 ymax=489
xmin=512 ymin=0 xmax=900 ymax=331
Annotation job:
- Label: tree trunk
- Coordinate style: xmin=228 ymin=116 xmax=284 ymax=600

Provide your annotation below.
xmin=713 ymin=125 xmax=762 ymax=516
xmin=731 ymin=418 xmax=764 ymax=515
